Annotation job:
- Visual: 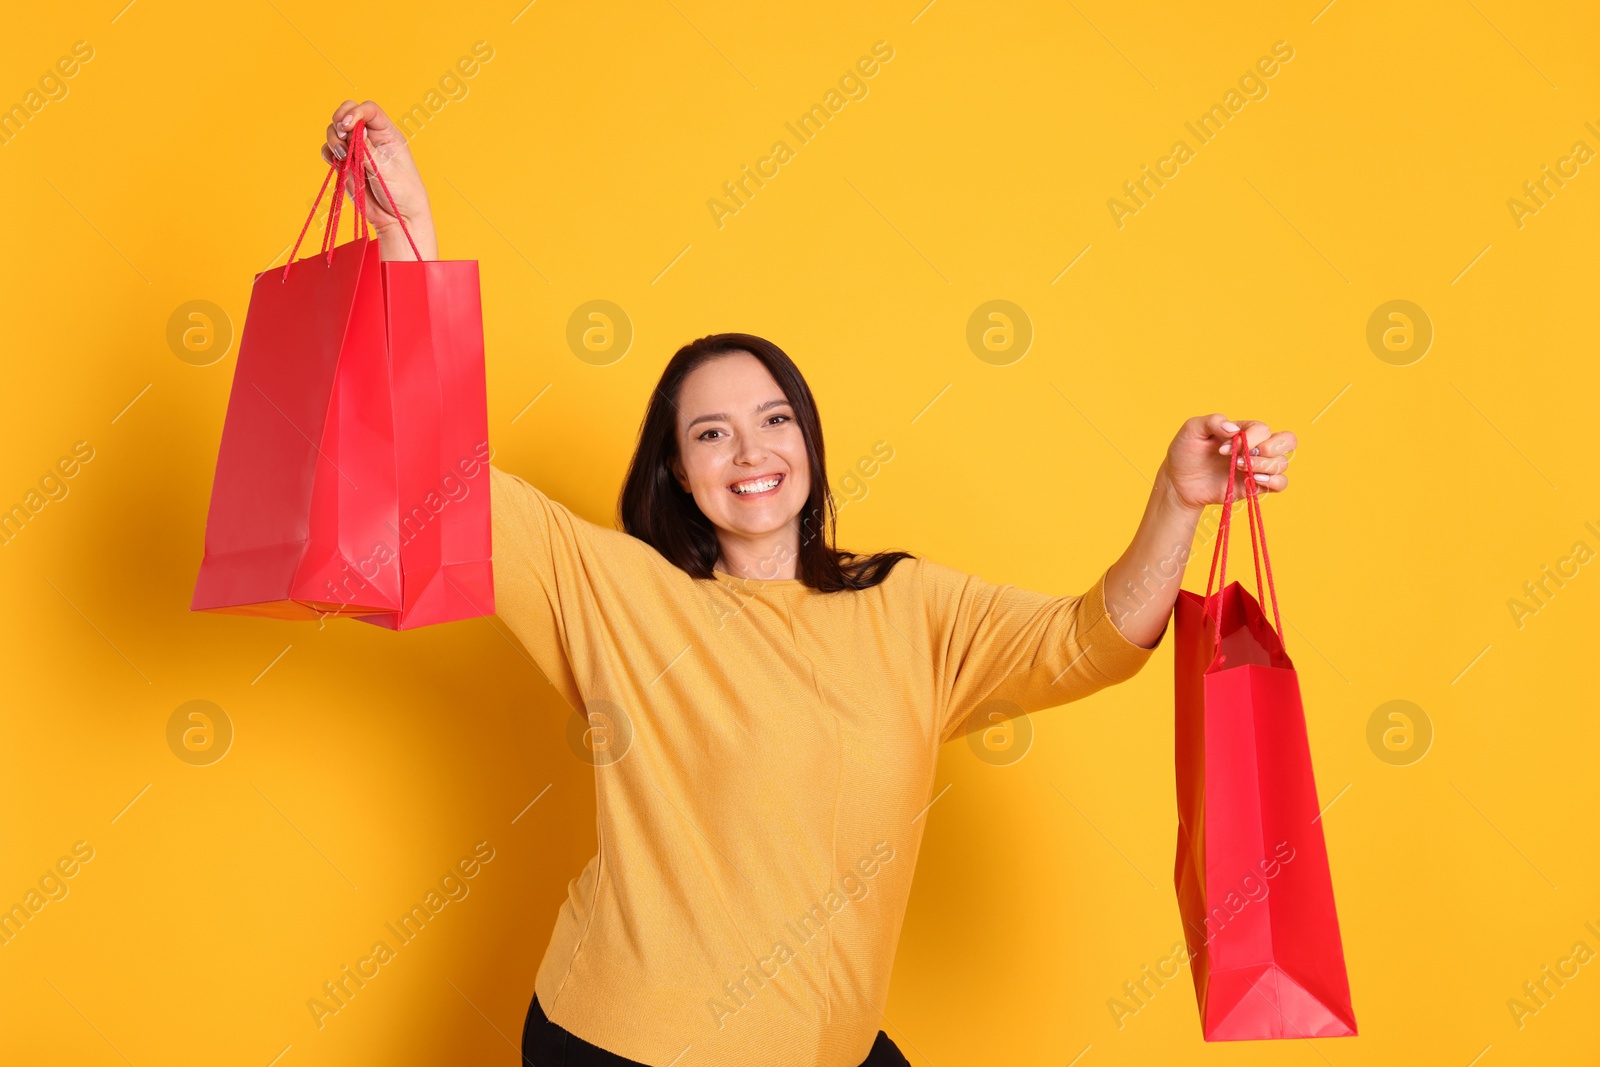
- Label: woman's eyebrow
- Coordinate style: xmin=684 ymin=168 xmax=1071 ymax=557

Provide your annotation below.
xmin=685 ymin=397 xmax=791 ymax=432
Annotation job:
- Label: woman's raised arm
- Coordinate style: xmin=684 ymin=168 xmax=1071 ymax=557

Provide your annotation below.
xmin=321 ymin=100 xmax=439 ymax=261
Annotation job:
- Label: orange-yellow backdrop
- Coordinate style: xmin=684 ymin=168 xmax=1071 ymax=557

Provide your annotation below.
xmin=2 ymin=1 xmax=1596 ymax=1064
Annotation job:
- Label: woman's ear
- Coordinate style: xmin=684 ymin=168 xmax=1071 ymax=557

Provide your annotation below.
xmin=669 ymin=455 xmax=689 ymax=492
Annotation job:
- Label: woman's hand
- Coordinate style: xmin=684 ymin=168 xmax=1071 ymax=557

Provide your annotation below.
xmin=321 ymin=100 xmax=439 ymax=261
xmin=1100 ymin=414 xmax=1297 ymax=647
xmin=1161 ymin=413 xmax=1297 ymax=513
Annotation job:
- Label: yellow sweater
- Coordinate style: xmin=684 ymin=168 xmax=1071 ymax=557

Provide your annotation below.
xmin=489 ymin=464 xmax=1160 ymax=1066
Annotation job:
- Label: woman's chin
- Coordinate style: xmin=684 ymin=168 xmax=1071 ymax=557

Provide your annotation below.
xmin=713 ymin=505 xmax=798 ymax=538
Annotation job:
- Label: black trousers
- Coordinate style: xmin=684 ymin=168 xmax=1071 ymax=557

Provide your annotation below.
xmin=521 ymin=993 xmax=911 ymax=1067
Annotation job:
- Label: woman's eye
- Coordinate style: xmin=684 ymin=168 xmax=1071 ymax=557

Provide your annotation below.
xmin=699 ymin=415 xmax=787 ymax=441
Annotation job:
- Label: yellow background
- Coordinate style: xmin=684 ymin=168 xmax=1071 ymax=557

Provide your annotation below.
xmin=2 ymin=1 xmax=1596 ymax=1064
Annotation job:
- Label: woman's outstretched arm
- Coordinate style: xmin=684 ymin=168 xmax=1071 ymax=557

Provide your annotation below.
xmin=320 ymin=100 xmax=439 ymax=261
xmin=1103 ymin=413 xmax=1298 ymax=648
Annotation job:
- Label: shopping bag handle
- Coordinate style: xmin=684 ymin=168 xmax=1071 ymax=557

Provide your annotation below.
xmin=280 ymin=122 xmax=422 ymax=281
xmin=282 ymin=123 xmax=365 ymax=279
xmin=1201 ymin=429 xmax=1285 ymax=653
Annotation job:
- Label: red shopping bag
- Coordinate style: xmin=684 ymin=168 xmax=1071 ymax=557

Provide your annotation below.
xmin=1172 ymin=432 xmax=1356 ymax=1040
xmin=192 ymin=123 xmax=492 ymax=628
xmin=357 ymin=238 xmax=494 ymax=630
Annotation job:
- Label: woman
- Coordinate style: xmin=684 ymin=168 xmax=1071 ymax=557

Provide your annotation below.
xmin=319 ymin=101 xmax=1297 ymax=1067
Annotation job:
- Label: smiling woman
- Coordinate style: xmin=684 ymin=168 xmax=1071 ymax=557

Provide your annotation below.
xmin=316 ymin=97 xmax=1300 ymax=1067
xmin=618 ymin=333 xmax=915 ymax=589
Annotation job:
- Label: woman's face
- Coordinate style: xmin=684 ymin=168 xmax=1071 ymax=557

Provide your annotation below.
xmin=670 ymin=351 xmax=811 ymax=552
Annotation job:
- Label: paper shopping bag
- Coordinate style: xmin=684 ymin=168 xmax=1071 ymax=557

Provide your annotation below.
xmin=192 ymin=122 xmax=492 ymax=627
xmin=353 ymin=256 xmax=494 ymax=630
xmin=190 ymin=230 xmax=400 ymax=619
xmin=1171 ymin=432 xmax=1357 ymax=1041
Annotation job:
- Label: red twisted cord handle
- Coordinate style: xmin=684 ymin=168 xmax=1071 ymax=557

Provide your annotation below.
xmin=1203 ymin=440 xmax=1235 ymax=601
xmin=279 ymin=121 xmax=423 ymax=282
xmin=1201 ymin=430 xmax=1286 ymax=656
xmin=322 ymin=125 xmax=354 ymax=260
xmin=352 ymin=124 xmax=370 ymax=243
xmin=325 ymin=124 xmax=375 ymax=257
xmin=330 ymin=123 xmax=368 ymax=252
xmin=1245 ymin=452 xmax=1282 ymax=635
xmin=280 ymin=164 xmax=335 ymax=283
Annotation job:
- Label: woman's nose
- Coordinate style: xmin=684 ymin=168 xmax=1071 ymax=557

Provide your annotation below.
xmin=731 ymin=433 xmax=765 ymax=464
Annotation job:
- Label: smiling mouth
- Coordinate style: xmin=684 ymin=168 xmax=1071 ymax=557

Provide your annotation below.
xmin=728 ymin=472 xmax=784 ymax=497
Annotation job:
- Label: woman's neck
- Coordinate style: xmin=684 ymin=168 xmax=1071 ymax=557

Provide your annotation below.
xmin=715 ymin=530 xmax=801 ymax=580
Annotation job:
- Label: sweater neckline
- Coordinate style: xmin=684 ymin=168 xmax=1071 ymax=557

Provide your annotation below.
xmin=712 ymin=567 xmax=813 ymax=591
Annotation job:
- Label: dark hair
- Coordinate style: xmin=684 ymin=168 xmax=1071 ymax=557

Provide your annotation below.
xmin=618 ymin=332 xmax=913 ymax=592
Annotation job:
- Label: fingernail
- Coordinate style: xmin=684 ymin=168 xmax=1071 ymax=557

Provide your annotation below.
xmin=342 ymin=114 xmax=355 ymax=127
xmin=1222 ymin=421 xmax=1240 ymax=433
xmin=336 ymin=128 xmax=347 ymax=139
xmin=1250 ymin=447 xmax=1259 ymax=456
xmin=334 ymin=144 xmax=346 ymax=159
xmin=1219 ymin=442 xmax=1231 ymax=455
xmin=1253 ymin=473 xmax=1268 ymax=483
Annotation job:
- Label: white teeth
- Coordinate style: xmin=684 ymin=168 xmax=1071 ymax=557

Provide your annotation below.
xmin=731 ymin=475 xmax=780 ymax=494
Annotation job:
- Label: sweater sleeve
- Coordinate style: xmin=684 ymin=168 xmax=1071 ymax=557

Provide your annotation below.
xmin=920 ymin=557 xmax=1165 ymax=744
xmin=488 ymin=463 xmax=636 ymax=711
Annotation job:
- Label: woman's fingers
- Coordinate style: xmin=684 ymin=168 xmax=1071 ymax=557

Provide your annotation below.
xmin=327 ymin=101 xmax=359 ymax=153
xmin=1235 ymin=420 xmax=1274 ymax=453
xmin=331 ymin=99 xmax=367 ymax=132
xmin=1233 ymin=452 xmax=1288 ymax=475
xmin=323 ymin=99 xmax=371 ymax=165
xmin=326 ymin=101 xmax=396 ymax=158
xmin=321 ymin=129 xmax=347 ymax=164
xmin=1250 ymin=471 xmax=1288 ymax=492
xmin=354 ymin=100 xmax=402 ymax=147
xmin=1256 ymin=428 xmax=1298 ymax=458
xmin=1226 ymin=430 xmax=1299 ymax=474
xmin=1198 ymin=413 xmax=1237 ymax=443
xmin=331 ymin=100 xmax=416 ymax=210
xmin=1215 ymin=417 xmax=1261 ymax=454
xmin=1224 ymin=467 xmax=1288 ymax=494
xmin=1219 ymin=423 xmax=1296 ymax=457
xmin=329 ymin=100 xmax=406 ymax=160
xmin=315 ymin=101 xmax=392 ymax=220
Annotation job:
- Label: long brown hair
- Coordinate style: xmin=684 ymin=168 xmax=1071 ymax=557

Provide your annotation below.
xmin=618 ymin=333 xmax=912 ymax=591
